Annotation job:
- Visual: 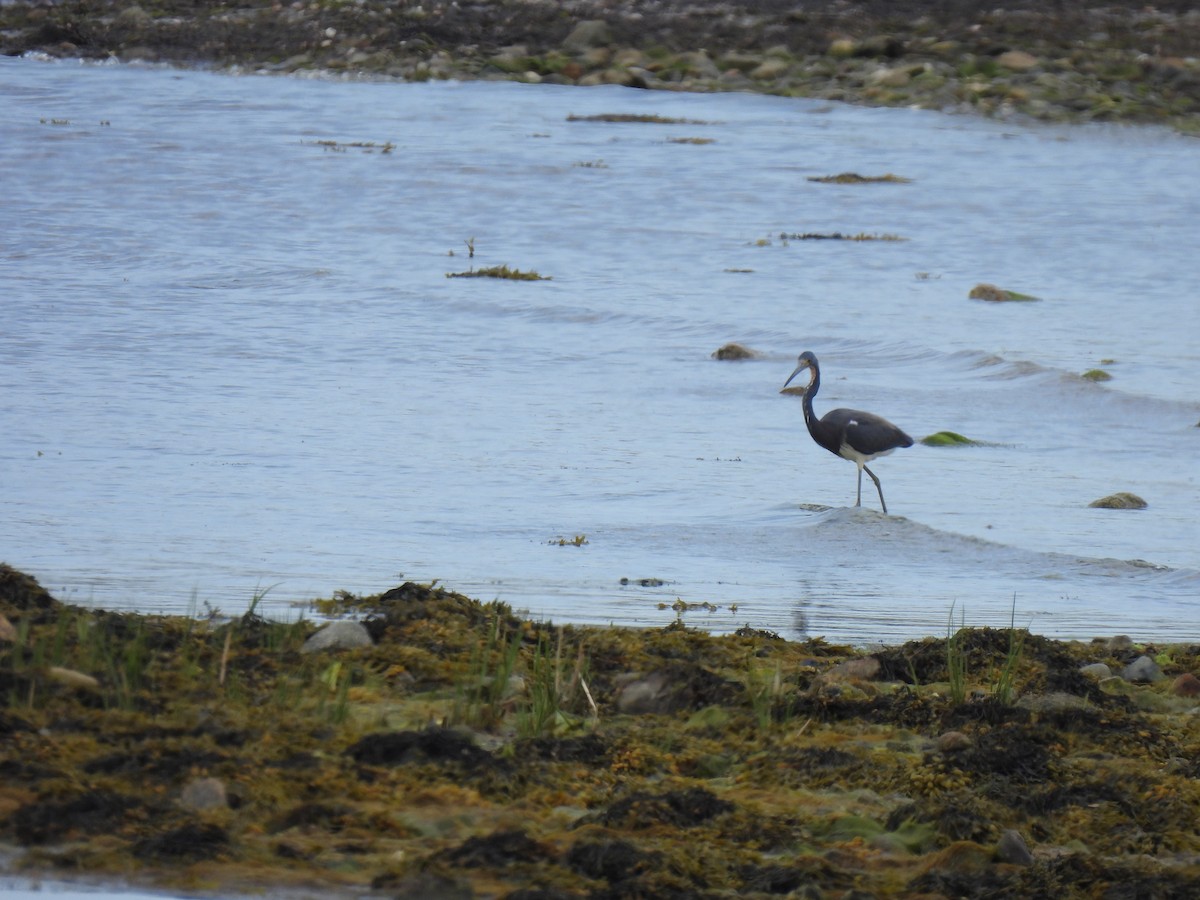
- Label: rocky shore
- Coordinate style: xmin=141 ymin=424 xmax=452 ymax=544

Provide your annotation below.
xmin=4 ymin=563 xmax=1200 ymax=898
xmin=2 ymin=1 xmax=1200 ymax=131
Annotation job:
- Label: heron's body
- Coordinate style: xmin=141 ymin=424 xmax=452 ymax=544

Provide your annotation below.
xmin=782 ymin=352 xmax=912 ymax=513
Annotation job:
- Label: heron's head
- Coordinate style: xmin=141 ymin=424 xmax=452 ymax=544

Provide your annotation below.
xmin=781 ymin=351 xmax=818 ymax=392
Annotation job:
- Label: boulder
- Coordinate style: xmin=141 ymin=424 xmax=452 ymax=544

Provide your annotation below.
xmin=302 ymin=620 xmax=373 ymax=653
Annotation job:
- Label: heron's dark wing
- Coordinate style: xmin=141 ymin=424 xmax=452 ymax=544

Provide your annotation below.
xmin=824 ymin=408 xmax=914 ymax=457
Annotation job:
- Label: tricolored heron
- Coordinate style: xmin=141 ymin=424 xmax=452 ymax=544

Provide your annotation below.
xmin=781 ymin=351 xmax=913 ymax=514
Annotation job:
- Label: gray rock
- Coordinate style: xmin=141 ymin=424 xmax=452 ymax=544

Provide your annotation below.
xmin=995 ymin=829 xmax=1034 ymax=866
xmin=1079 ymin=662 xmax=1112 ymax=679
xmin=562 ymin=20 xmax=612 ymax=53
xmin=302 ymin=620 xmax=373 ymax=654
xmin=1122 ymin=654 xmax=1165 ymax=683
xmin=616 ymin=672 xmax=675 ymax=714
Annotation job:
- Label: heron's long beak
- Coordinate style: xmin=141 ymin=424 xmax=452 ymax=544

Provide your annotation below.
xmin=781 ymin=361 xmax=809 ymax=391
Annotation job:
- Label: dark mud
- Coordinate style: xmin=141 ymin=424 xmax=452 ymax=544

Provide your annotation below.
xmin=4 ymin=562 xmax=1200 ymax=897
xmin=2 ymin=1 xmax=1199 ymax=131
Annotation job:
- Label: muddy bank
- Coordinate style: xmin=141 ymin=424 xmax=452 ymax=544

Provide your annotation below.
xmin=3 ymin=562 xmax=1200 ymax=898
xmin=2 ymin=1 xmax=1200 ymax=131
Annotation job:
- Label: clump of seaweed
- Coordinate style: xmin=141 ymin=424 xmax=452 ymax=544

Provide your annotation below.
xmin=1089 ymin=492 xmax=1147 ymax=509
xmin=304 ymin=139 xmax=394 ymax=154
xmin=711 ymin=342 xmax=760 ymax=360
xmin=446 ymin=265 xmax=551 ymax=280
xmin=1081 ymin=368 xmax=1112 ymax=382
xmin=807 ymin=172 xmax=911 ymax=183
xmin=549 ymin=535 xmax=589 ymax=546
xmin=667 ymin=136 xmax=715 ymax=144
xmin=567 ymin=113 xmax=713 ymax=125
xmin=778 ymin=231 xmax=907 ymax=242
xmin=921 ymin=431 xmax=981 ymax=447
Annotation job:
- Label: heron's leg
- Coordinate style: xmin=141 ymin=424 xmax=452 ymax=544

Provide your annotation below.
xmin=855 ymin=464 xmax=863 ymax=507
xmin=863 ymin=464 xmax=887 ymax=514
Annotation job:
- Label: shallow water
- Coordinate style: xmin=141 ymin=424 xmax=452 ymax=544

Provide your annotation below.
xmin=2 ymin=56 xmax=1198 ymax=645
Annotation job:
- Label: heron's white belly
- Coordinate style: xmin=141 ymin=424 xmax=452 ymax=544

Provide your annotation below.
xmin=838 ymin=441 xmax=894 ymax=465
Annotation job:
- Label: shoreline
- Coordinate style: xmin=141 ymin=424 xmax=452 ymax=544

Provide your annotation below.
xmin=3 ymin=564 xmax=1200 ymax=898
xmin=2 ymin=1 xmax=1199 ymax=133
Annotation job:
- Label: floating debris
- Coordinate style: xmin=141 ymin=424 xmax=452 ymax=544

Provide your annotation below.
xmin=969 ymin=283 xmax=1040 ymax=301
xmin=446 ymin=265 xmax=551 ymax=281
xmin=807 ymin=172 xmax=912 ymax=183
xmin=667 ymin=136 xmax=715 ymax=144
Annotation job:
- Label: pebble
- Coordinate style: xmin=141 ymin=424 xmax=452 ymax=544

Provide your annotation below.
xmin=180 ymin=777 xmax=228 ymax=811
xmin=1079 ymin=662 xmax=1112 ymax=679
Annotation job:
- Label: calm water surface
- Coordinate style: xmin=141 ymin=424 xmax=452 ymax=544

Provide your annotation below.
xmin=2 ymin=56 xmax=1198 ymax=644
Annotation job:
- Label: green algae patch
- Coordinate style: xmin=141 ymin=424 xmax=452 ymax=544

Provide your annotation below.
xmin=969 ymin=283 xmax=1041 ymax=302
xmin=446 ymin=265 xmax=551 ymax=280
xmin=807 ymin=172 xmax=912 ymax=184
xmin=1082 ymin=368 xmax=1113 ymax=382
xmin=921 ymin=430 xmax=982 ymax=447
xmin=5 ymin=563 xmax=1200 ymax=898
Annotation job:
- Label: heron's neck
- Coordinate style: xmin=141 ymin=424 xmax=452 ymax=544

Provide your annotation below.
xmin=801 ymin=369 xmax=838 ymax=452
xmin=801 ymin=368 xmax=822 ymax=436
